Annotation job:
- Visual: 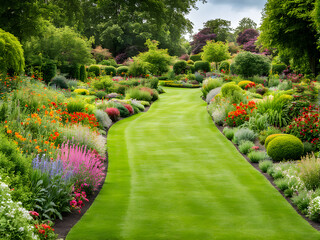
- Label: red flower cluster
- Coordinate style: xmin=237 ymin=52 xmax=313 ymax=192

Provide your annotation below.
xmin=35 ymin=223 xmax=55 ymax=239
xmin=60 ymin=111 xmax=99 ymax=128
xmin=244 ymin=82 xmax=256 ymax=90
xmin=286 ymin=105 xmax=320 ymax=146
xmin=225 ymin=101 xmax=257 ymax=127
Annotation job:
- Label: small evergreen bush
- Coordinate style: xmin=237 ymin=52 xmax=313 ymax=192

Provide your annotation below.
xmin=194 ymin=61 xmax=211 ymax=72
xmin=104 ymin=66 xmax=116 ymax=76
xmin=223 ymin=127 xmax=235 ymax=140
xmin=238 ymin=141 xmax=255 ymax=154
xmin=221 ymin=82 xmax=242 ymax=98
xmin=42 ymin=62 xmax=56 ymax=83
xmin=88 ymin=65 xmax=100 ymax=76
xmin=50 ymin=75 xmax=68 ymax=89
xmin=79 ymin=65 xmax=87 ymax=82
xmin=116 ymin=66 xmax=129 ymax=76
xmin=173 ymin=61 xmax=187 ymax=75
xmin=190 ymin=54 xmax=202 ymax=62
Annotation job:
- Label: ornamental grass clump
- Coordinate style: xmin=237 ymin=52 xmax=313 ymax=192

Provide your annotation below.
xmin=259 ymin=160 xmax=273 ymax=173
xmin=233 ymin=127 xmax=257 ymax=144
xmin=247 ymin=151 xmax=267 ymax=163
xmin=238 ymin=140 xmax=255 ymax=154
xmin=299 ymin=154 xmax=320 ymax=191
xmin=59 ymin=143 xmax=106 ymax=191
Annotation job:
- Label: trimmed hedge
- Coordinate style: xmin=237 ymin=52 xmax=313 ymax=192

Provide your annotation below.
xmin=190 ymin=54 xmax=202 ymax=62
xmin=221 ymin=82 xmax=242 ymax=98
xmin=104 ymin=66 xmax=116 ymax=76
xmin=173 ymin=61 xmax=187 ymax=75
xmin=194 ymin=61 xmax=211 ymax=72
xmin=272 ymin=64 xmax=287 ymax=74
xmin=267 ymin=135 xmax=304 ymax=161
xmin=264 ymin=134 xmax=288 ymax=149
xmin=42 ymin=63 xmax=56 ymax=83
xmin=116 ymin=66 xmax=129 ymax=76
xmin=88 ymin=65 xmax=100 ymax=76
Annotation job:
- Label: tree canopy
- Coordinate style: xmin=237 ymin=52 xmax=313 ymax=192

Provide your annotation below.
xmin=201 ymin=41 xmax=230 ymax=69
xmin=204 ymin=19 xmax=232 ymax=42
xmin=234 ymin=18 xmax=257 ymax=36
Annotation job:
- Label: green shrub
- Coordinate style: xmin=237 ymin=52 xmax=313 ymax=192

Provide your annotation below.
xmin=248 ymin=151 xmax=267 ymax=163
xmin=126 ymin=88 xmax=152 ymax=102
xmin=100 ymin=59 xmax=117 ymax=67
xmin=223 ymin=127 xmax=235 ymax=140
xmin=259 ymin=127 xmax=282 ymax=145
xmin=50 ymin=75 xmax=68 ymax=89
xmin=219 ymin=61 xmax=230 ymax=73
xmin=259 ymin=160 xmax=273 ymax=173
xmin=195 ymin=73 xmax=205 ymax=83
xmin=291 ymin=191 xmax=310 ymax=215
xmin=238 ymin=141 xmax=255 ymax=154
xmin=116 ymin=66 xmax=129 ymax=76
xmin=264 ymin=134 xmax=288 ymax=149
xmin=233 ymin=128 xmax=256 ymax=144
xmin=173 ymin=60 xmax=187 ymax=75
xmin=92 ymin=76 xmax=113 ymax=92
xmin=79 ymin=65 xmax=87 ymax=82
xmin=67 ymin=100 xmax=85 ymax=113
xmin=194 ymin=61 xmax=211 ymax=72
xmin=274 ymin=178 xmax=289 ymax=191
xmin=95 ymin=91 xmax=107 ymax=99
xmin=267 ymin=135 xmax=304 ymax=161
xmin=201 ymin=78 xmax=223 ymax=97
xmin=114 ymin=102 xmax=130 ymax=117
xmin=0 ymin=28 xmax=25 ymax=74
xmin=190 ymin=54 xmax=202 ymax=62
xmin=69 ymin=64 xmax=80 ymax=79
xmin=88 ymin=65 xmax=100 ymax=76
xmin=42 ymin=62 xmax=56 ymax=83
xmin=272 ymin=64 xmax=287 ymax=74
xmin=303 ymin=142 xmax=315 ymax=155
xmin=299 ymin=155 xmax=320 ymax=190
xmin=230 ymin=52 xmax=271 ymax=78
xmin=128 ymin=60 xmax=148 ymax=77
xmin=0 ymin=102 xmax=7 ymax=122
xmin=146 ymin=78 xmax=159 ymax=89
xmin=104 ymin=66 xmax=116 ymax=76
xmin=221 ymin=82 xmax=242 ymax=98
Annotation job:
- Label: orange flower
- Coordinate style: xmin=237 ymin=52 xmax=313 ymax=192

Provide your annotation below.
xmin=7 ymin=130 xmax=12 ymax=134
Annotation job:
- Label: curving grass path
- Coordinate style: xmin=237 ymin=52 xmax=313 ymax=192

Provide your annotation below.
xmin=67 ymin=88 xmax=320 ymax=240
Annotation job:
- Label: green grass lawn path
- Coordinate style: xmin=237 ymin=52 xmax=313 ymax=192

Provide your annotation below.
xmin=67 ymin=87 xmax=320 ymax=240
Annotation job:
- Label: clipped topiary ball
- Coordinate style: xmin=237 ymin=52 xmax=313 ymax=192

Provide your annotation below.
xmin=221 ymin=82 xmax=242 ymax=97
xmin=267 ymin=135 xmax=304 ymax=161
xmin=264 ymin=133 xmax=288 ymax=148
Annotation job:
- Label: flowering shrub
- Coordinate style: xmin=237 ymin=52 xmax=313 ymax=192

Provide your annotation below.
xmin=0 ymin=179 xmax=37 ymax=240
xmin=225 ymin=101 xmax=257 ymax=127
xmin=70 ymin=183 xmax=89 ymax=213
xmin=286 ymin=105 xmax=320 ymax=148
xmin=308 ymin=196 xmax=320 ymax=221
xmin=34 ymin=223 xmax=56 ymax=240
xmin=59 ymin=143 xmax=106 ymax=192
xmin=124 ymin=104 xmax=134 ymax=115
xmin=244 ymin=82 xmax=256 ymax=90
xmin=105 ymin=107 xmax=120 ymax=121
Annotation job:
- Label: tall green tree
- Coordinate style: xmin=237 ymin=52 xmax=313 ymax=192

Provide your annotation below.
xmin=201 ymin=41 xmax=230 ymax=70
xmin=204 ymin=19 xmax=232 ymax=42
xmin=234 ymin=18 xmax=257 ymax=36
xmin=260 ymin=0 xmax=320 ymax=75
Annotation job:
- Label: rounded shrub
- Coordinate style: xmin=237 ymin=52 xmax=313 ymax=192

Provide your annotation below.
xmin=272 ymin=64 xmax=287 ymax=74
xmin=105 ymin=108 xmax=120 ymax=122
xmin=88 ymin=65 xmax=100 ymax=76
xmin=114 ymin=103 xmax=130 ymax=117
xmin=267 ymin=135 xmax=304 ymax=161
xmin=238 ymin=80 xmax=254 ymax=89
xmin=104 ymin=66 xmax=116 ymax=76
xmin=50 ymin=75 xmax=68 ymax=89
xmin=219 ymin=61 xmax=230 ymax=73
xmin=223 ymin=127 xmax=235 ymax=140
xmin=221 ymin=82 xmax=242 ymax=98
xmin=230 ymin=52 xmax=271 ymax=77
xmin=264 ymin=134 xmax=288 ymax=149
xmin=116 ymin=66 xmax=129 ymax=76
xmin=42 ymin=62 xmax=56 ymax=83
xmin=69 ymin=64 xmax=80 ymax=79
xmin=194 ymin=61 xmax=211 ymax=72
xmin=173 ymin=60 xmax=187 ymax=75
xmin=190 ymin=54 xmax=202 ymax=62
xmin=187 ymin=60 xmax=194 ymax=65
xmin=95 ymin=91 xmax=107 ymax=99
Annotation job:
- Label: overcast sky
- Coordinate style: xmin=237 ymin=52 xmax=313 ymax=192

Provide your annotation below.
xmin=186 ymin=0 xmax=267 ymax=39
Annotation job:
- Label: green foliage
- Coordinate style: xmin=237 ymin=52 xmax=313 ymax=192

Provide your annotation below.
xmin=42 ymin=62 xmax=56 ymax=83
xmin=260 ymin=0 xmax=319 ymax=75
xmin=67 ymin=100 xmax=85 ymax=113
xmin=219 ymin=61 xmax=230 ymax=73
xmin=69 ymin=64 xmax=80 ymax=79
xmin=267 ymin=135 xmax=304 ymax=161
xmin=128 ymin=60 xmax=149 ymax=77
xmin=233 ymin=128 xmax=256 ymax=144
xmin=259 ymin=160 xmax=273 ymax=173
xmin=0 ymin=28 xmax=25 ymax=74
xmin=50 ymin=75 xmax=68 ymax=89
xmin=235 ymin=17 xmax=257 ymax=36
xmin=230 ymin=52 xmax=271 ymax=78
xmin=136 ymin=39 xmax=172 ymax=75
xmin=201 ymin=41 xmax=230 ymax=69
xmin=24 ymin=24 xmax=93 ymax=67
xmin=223 ymin=127 xmax=235 ymax=140
xmin=89 ymin=65 xmax=100 ymax=77
xmin=126 ymin=88 xmax=152 ymax=102
xmin=248 ymin=151 xmax=267 ymax=163
xmin=274 ymin=177 xmax=289 ymax=191
xmin=173 ymin=61 xmax=188 ymax=75
xmin=201 ymin=78 xmax=222 ymax=98
xmin=291 ymin=190 xmax=310 ymax=215
xmin=194 ymin=61 xmax=211 ymax=72
xmin=190 ymin=54 xmax=202 ymax=62
xmin=116 ymin=66 xmax=129 ymax=76
xmin=100 ymin=59 xmax=117 ymax=67
xmin=113 ymin=102 xmax=130 ymax=118
xmin=264 ymin=134 xmax=288 ymax=149
xmin=92 ymin=76 xmax=113 ymax=92
xmin=79 ymin=64 xmax=87 ymax=82
xmin=204 ymin=18 xmax=232 ymax=42
xmin=104 ymin=66 xmax=116 ymax=76
xmin=221 ymin=82 xmax=242 ymax=98
xmin=299 ymin=155 xmax=320 ymax=190
xmin=272 ymin=64 xmax=287 ymax=74
xmin=238 ymin=140 xmax=255 ymax=155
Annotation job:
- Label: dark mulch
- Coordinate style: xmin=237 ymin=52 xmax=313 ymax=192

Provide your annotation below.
xmin=54 ymin=105 xmax=151 ymax=239
xmin=215 ymin=123 xmax=320 ymax=232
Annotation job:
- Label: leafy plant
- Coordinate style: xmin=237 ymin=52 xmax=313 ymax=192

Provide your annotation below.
xmin=259 ymin=160 xmax=273 ymax=173
xmin=238 ymin=140 xmax=255 ymax=154
xmin=248 ymin=151 xmax=267 ymax=163
xmin=233 ymin=128 xmax=256 ymax=144
xmin=299 ymin=154 xmax=320 ymax=191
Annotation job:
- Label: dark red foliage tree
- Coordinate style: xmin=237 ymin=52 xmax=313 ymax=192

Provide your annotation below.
xmin=236 ymin=29 xmax=259 ymax=46
xmin=190 ymin=28 xmax=216 ymax=54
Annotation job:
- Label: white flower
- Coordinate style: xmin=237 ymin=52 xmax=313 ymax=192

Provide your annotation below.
xmin=19 ymin=227 xmax=24 ymax=232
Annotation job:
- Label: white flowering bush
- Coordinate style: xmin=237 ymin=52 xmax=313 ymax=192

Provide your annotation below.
xmin=0 ymin=180 xmax=38 ymax=240
xmin=308 ymin=196 xmax=320 ymax=221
